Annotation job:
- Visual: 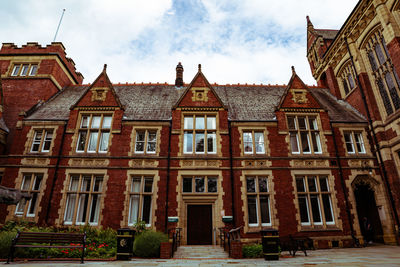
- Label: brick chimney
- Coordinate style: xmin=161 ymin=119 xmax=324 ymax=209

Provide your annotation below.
xmin=175 ymin=62 xmax=184 ymax=87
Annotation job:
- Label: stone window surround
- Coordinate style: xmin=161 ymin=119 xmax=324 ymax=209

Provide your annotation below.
xmin=25 ymin=125 xmax=58 ymax=155
xmin=10 ymin=62 xmax=39 ymax=77
xmin=6 ymin=168 xmax=49 ymax=223
xmin=240 ymin=170 xmax=277 ymax=234
xmin=71 ymin=111 xmax=114 ymax=155
xmin=176 ymin=170 xmax=224 ymax=245
xmin=339 ymin=128 xmax=372 ymax=157
xmin=120 ymin=169 xmax=160 ymax=230
xmin=290 ymin=170 xmax=341 ymax=232
xmin=237 ymin=125 xmax=270 ymax=157
xmin=131 ymin=126 xmax=162 ymax=156
xmin=337 ymin=59 xmax=358 ymax=98
xmin=56 ymin=169 xmax=109 ymax=227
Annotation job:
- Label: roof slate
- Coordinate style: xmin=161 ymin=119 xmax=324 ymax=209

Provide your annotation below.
xmin=315 ymin=29 xmax=339 ymax=40
xmin=26 ymin=84 xmax=365 ymax=123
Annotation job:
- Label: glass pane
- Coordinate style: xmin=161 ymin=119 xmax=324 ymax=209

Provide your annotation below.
xmin=246 ymin=177 xmax=256 ymax=192
xmin=131 ymin=178 xmax=141 ymax=193
xmin=319 ymin=177 xmax=329 ymax=192
xmin=195 ymin=133 xmax=204 ymax=152
xmin=28 ymin=193 xmax=38 ymax=215
xmin=128 ymin=195 xmax=139 ymax=225
xmin=342 ymin=79 xmax=349 ymax=95
xmin=247 ymin=196 xmax=257 ymax=224
xmin=298 ymin=117 xmax=307 ymax=129
xmin=207 ymin=133 xmax=216 ymax=153
xmin=29 ymin=65 xmax=38 ymax=76
xmin=255 ymin=132 xmax=265 ymax=153
xmin=142 ymin=195 xmax=152 ymax=224
xmin=184 ymin=132 xmax=193 ymax=153
xmin=184 ymin=117 xmax=193 ymax=129
xmin=102 ymin=116 xmax=112 ymax=129
xmin=368 ymin=50 xmax=378 ymax=71
xmin=148 ymin=131 xmax=157 ymax=142
xmin=12 ymin=65 xmax=20 ymax=76
xmin=355 ymin=133 xmax=365 ymax=153
xmin=311 ymin=132 xmax=321 ymax=153
xmin=308 ymin=117 xmax=318 ymax=130
xmin=377 ymin=78 xmax=394 ymax=115
xmin=147 ymin=142 xmax=156 ymax=153
xmin=287 ymin=116 xmax=296 ymax=130
xmin=308 ymin=177 xmax=317 ymax=192
xmin=91 ymin=116 xmax=101 ymax=129
xmin=375 ymin=43 xmax=386 ymax=65
xmin=258 ymin=177 xmax=268 ymax=192
xmin=244 ymin=142 xmax=253 ymax=153
xmin=89 ymin=194 xmax=100 ymax=223
xmin=207 ymin=117 xmax=216 ymax=129
xmin=135 ymin=142 xmax=144 ymax=152
xmin=88 ymin=132 xmax=99 ymax=152
xmin=322 ymin=195 xmax=334 ymax=223
xmin=385 ymin=72 xmax=400 ymax=110
xmin=42 ymin=132 xmax=52 ymax=151
xmin=208 ymin=177 xmax=217 ymax=192
xmin=344 ymin=133 xmax=354 ymax=153
xmin=99 ymin=132 xmax=109 ymax=152
xmin=81 ymin=116 xmax=89 ymax=128
xmin=243 ymin=132 xmax=252 ymax=142
xmin=69 ymin=176 xmax=79 ymax=191
xmin=300 ymin=132 xmax=310 ymax=153
xmin=136 ymin=131 xmax=145 ymax=141
xmin=144 ymin=178 xmax=153 ymax=192
xmin=33 ymin=175 xmax=43 ymax=190
xmin=183 ymin=178 xmax=192 ymax=192
xmin=290 ymin=133 xmax=299 ymax=153
xmin=260 ymin=195 xmax=270 ymax=224
xmin=296 ymin=177 xmax=305 ymax=192
xmin=195 ymin=116 xmax=205 ymax=129
xmin=21 ymin=64 xmax=29 ymax=76
xmin=93 ymin=177 xmax=103 ymax=192
xmin=76 ymin=131 xmax=87 ymax=151
xmin=195 ymin=177 xmax=205 ymax=192
xmin=76 ymin=194 xmax=89 ymax=223
xmin=64 ymin=194 xmax=76 ymax=222
xmin=310 ymin=195 xmax=322 ymax=223
xmin=81 ymin=176 xmax=92 ymax=191
xmin=21 ymin=175 xmax=32 ymax=191
xmin=16 ymin=199 xmax=26 ymax=214
xmin=298 ymin=196 xmax=309 ymax=223
xmin=347 ymin=73 xmax=355 ymax=89
xmin=244 ymin=132 xmax=253 ymax=153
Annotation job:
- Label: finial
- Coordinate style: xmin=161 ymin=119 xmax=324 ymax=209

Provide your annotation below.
xmin=198 ymin=64 xmax=201 ymax=71
xmin=291 ymin=66 xmax=296 ymax=75
xmin=306 ymin=15 xmax=314 ymax=29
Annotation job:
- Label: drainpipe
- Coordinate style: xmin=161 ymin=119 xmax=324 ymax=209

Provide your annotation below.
xmin=228 ymin=120 xmax=236 ymax=227
xmin=330 ymin=121 xmax=359 ymax=246
xmin=45 ymin=121 xmax=67 ymax=224
xmin=164 ymin=120 xmax=172 ymax=233
xmin=345 ymin=37 xmax=400 ymax=237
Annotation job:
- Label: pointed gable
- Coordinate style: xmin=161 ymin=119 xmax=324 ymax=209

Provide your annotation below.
xmin=278 ymin=66 xmax=323 ymax=110
xmin=174 ymin=64 xmax=226 ymax=109
xmin=71 ymin=64 xmax=124 ymax=110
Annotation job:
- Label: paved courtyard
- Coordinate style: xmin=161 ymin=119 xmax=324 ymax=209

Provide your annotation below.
xmin=3 ymin=245 xmax=400 ymax=266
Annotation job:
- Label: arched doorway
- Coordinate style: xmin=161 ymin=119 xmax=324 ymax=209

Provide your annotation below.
xmin=353 ymin=176 xmax=384 ymax=243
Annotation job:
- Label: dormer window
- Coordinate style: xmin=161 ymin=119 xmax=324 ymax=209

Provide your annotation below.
xmin=31 ymin=129 xmax=53 ymax=153
xmin=288 ymin=115 xmax=322 ymax=154
xmin=183 ymin=115 xmax=216 ymax=154
xmin=76 ymin=114 xmax=112 ymax=153
xmin=11 ymin=63 xmax=38 ymax=77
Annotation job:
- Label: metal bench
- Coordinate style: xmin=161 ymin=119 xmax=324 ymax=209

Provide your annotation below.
xmin=7 ymin=231 xmax=86 ymax=264
xmin=280 ymin=235 xmax=314 ymax=256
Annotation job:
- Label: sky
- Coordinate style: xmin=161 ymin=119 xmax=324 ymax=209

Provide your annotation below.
xmin=0 ymin=0 xmax=358 ymax=86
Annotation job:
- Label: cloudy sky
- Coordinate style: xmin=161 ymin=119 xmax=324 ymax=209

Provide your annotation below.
xmin=0 ymin=0 xmax=358 ymax=85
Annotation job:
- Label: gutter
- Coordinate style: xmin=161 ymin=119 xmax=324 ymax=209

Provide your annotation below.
xmin=228 ymin=120 xmax=236 ymax=226
xmin=164 ymin=120 xmax=172 ymax=233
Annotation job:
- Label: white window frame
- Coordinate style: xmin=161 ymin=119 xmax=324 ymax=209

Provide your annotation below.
xmin=76 ymin=114 xmax=112 ymax=153
xmin=30 ymin=129 xmax=53 ymax=153
xmin=182 ymin=176 xmax=218 ymax=194
xmin=127 ymin=175 xmax=154 ymax=227
xmin=344 ymin=131 xmax=366 ymax=154
xmin=246 ymin=176 xmax=271 ymax=227
xmin=287 ymin=115 xmax=322 ymax=155
xmin=243 ymin=131 xmax=265 ymax=155
xmin=134 ymin=130 xmax=157 ymax=154
xmin=183 ymin=115 xmax=217 ymax=155
xmin=11 ymin=63 xmax=38 ymax=77
xmin=15 ymin=173 xmax=43 ymax=217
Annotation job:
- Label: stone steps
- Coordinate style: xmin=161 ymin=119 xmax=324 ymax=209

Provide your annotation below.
xmin=173 ymin=245 xmax=229 ymax=259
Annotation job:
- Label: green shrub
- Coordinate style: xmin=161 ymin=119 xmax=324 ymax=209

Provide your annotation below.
xmin=0 ymin=231 xmax=17 ymax=258
xmin=133 ymin=230 xmax=168 ymax=258
xmin=242 ymin=243 xmax=263 ymax=258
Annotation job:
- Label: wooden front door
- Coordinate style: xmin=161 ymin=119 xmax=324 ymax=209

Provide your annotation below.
xmin=187 ymin=205 xmax=212 ymax=245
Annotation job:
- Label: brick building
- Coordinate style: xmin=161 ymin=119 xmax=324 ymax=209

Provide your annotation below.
xmin=0 ymin=0 xmax=399 ymax=248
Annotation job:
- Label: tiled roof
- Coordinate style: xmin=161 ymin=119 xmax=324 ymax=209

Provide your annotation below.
xmin=26 ymin=84 xmax=365 ymax=123
xmin=315 ymin=29 xmax=338 ymax=40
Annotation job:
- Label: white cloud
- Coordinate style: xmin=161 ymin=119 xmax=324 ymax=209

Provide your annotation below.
xmin=0 ymin=0 xmax=358 ymax=86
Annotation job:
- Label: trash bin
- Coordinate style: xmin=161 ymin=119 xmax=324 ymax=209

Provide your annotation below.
xmin=261 ymin=229 xmax=279 ymax=260
xmin=117 ymin=228 xmax=135 ymax=260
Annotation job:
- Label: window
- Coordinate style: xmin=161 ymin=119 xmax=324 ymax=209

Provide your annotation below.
xmin=128 ymin=176 xmax=153 ymax=226
xmin=64 ymin=174 xmax=103 ymax=225
xmin=243 ymin=131 xmax=265 ymax=154
xmin=11 ymin=63 xmax=38 ymax=77
xmin=183 ymin=115 xmax=216 ymax=154
xmin=343 ymin=132 xmax=366 ymax=154
xmin=365 ymin=30 xmax=400 ymax=116
xmin=76 ymin=114 xmax=112 ymax=153
xmin=134 ymin=130 xmax=157 ymax=154
xmin=287 ymin=116 xmax=322 ymax=154
xmin=15 ymin=174 xmax=43 ymax=217
xmin=295 ymin=175 xmax=334 ymax=226
xmin=339 ymin=62 xmax=357 ymax=96
xmin=182 ymin=176 xmax=218 ymax=193
xmin=30 ymin=129 xmax=53 ymax=152
xmin=246 ymin=176 xmax=271 ymax=227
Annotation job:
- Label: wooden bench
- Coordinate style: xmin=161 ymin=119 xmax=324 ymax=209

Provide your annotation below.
xmin=280 ymin=235 xmax=314 ymax=256
xmin=7 ymin=231 xmax=86 ymax=264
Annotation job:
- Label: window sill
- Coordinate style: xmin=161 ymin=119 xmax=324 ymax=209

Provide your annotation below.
xmin=299 ymin=226 xmax=341 ymax=232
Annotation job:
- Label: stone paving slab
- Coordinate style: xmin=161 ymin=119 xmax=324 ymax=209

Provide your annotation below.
xmin=3 ymin=245 xmax=400 ymax=266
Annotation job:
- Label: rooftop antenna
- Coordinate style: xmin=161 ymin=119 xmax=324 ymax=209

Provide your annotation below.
xmin=53 ymin=9 xmax=66 ymax=42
